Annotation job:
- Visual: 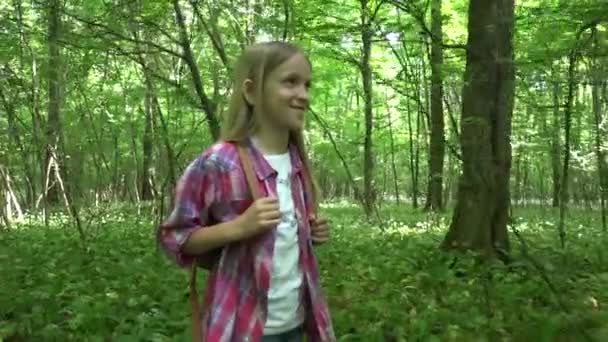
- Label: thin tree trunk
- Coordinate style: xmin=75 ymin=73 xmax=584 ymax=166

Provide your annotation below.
xmin=0 ymin=87 xmax=34 ymax=208
xmin=141 ymin=82 xmax=154 ymax=201
xmin=381 ymin=147 xmax=387 ymax=204
xmin=191 ymin=1 xmax=230 ymax=70
xmin=50 ymin=150 xmax=86 ymax=246
xmin=309 ymin=109 xmax=364 ymax=207
xmin=360 ymin=0 xmax=375 ymax=217
xmin=537 ymin=161 xmax=546 ymax=205
xmin=386 ymin=91 xmax=401 ymax=205
xmin=173 ymin=0 xmax=220 ymax=139
xmin=415 ymin=87 xmax=422 ymax=208
xmin=513 ymin=152 xmax=521 ymax=205
xmin=152 ymin=95 xmax=178 ymax=199
xmin=405 ymin=94 xmax=419 ymax=208
xmin=557 ymin=31 xmax=583 ymax=248
xmin=425 ymin=0 xmax=445 ymax=211
xmin=281 ymin=0 xmax=291 ymax=41
xmin=127 ymin=5 xmax=176 ymax=203
xmin=0 ymin=170 xmax=12 ymax=230
xmin=522 ymin=156 xmax=529 ymax=206
xmin=0 ymin=166 xmax=24 ymax=221
xmin=550 ymin=73 xmax=562 ymax=208
xmin=14 ymin=0 xmax=39 ymax=207
xmin=245 ymin=0 xmax=263 ymax=44
xmin=591 ymin=26 xmax=607 ymax=232
xmin=140 ymin=30 xmax=156 ymax=201
xmin=45 ymin=0 xmax=62 ymax=204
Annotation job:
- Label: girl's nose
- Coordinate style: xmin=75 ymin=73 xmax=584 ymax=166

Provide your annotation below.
xmin=297 ymin=85 xmax=309 ymax=102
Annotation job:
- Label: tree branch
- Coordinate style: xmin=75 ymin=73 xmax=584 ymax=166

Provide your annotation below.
xmin=389 ymin=0 xmax=467 ymax=51
xmin=190 ymin=0 xmax=230 ymax=70
xmin=59 ymin=9 xmax=185 ymax=60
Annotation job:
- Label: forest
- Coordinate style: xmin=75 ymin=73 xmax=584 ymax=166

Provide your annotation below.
xmin=1 ymin=0 xmax=607 ymax=340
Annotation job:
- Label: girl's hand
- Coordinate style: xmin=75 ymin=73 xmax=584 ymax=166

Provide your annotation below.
xmin=310 ymin=216 xmax=330 ymax=244
xmin=237 ymin=197 xmax=281 ymax=239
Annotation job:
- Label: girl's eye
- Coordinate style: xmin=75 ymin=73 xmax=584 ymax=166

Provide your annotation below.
xmin=283 ymin=78 xmax=297 ymax=85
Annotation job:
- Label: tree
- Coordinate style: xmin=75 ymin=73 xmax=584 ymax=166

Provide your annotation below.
xmin=440 ymin=0 xmax=515 ymax=259
xmin=44 ymin=0 xmax=62 ymax=205
xmin=424 ymin=0 xmax=445 ymax=211
xmin=360 ymin=0 xmax=376 ymax=217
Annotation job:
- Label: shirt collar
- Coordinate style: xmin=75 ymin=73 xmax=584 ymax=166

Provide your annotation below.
xmin=243 ymin=136 xmax=304 ymax=180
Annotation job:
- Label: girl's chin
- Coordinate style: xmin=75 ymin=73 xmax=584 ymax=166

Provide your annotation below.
xmin=287 ymin=124 xmax=304 ymax=132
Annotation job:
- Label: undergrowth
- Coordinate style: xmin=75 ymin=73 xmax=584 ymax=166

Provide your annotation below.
xmin=1 ymin=203 xmax=607 ymax=341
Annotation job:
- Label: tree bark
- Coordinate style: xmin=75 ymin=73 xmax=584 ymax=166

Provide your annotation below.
xmin=13 ymin=0 xmax=39 ymax=207
xmin=360 ymin=0 xmax=375 ymax=217
xmin=141 ymin=84 xmax=154 ymax=201
xmin=45 ymin=0 xmax=63 ymax=204
xmin=591 ymin=26 xmax=607 ymax=232
xmin=557 ymin=31 xmax=583 ymax=248
xmin=406 ymin=90 xmax=419 ymax=208
xmin=386 ymin=91 xmax=401 ymax=205
xmin=550 ymin=71 xmax=562 ymax=207
xmin=425 ymin=0 xmax=445 ymax=211
xmin=440 ymin=0 xmax=515 ymax=259
xmin=0 ymin=166 xmax=24 ymax=221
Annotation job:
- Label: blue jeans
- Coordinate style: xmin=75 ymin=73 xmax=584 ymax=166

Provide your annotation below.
xmin=261 ymin=326 xmax=304 ymax=342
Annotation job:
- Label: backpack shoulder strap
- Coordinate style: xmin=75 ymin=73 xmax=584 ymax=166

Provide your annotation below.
xmin=236 ymin=143 xmax=261 ymax=200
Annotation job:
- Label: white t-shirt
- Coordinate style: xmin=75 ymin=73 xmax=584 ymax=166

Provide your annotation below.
xmin=262 ymin=152 xmax=305 ymax=335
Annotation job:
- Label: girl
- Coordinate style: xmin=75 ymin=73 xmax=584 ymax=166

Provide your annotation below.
xmin=157 ymin=41 xmax=336 ymax=342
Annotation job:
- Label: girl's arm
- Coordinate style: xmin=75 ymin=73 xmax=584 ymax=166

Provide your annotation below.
xmin=182 ymin=197 xmax=281 ymax=255
xmin=181 ymin=217 xmax=245 ymax=255
xmin=157 ymin=156 xmax=223 ymax=267
xmin=157 ymin=154 xmax=281 ymax=266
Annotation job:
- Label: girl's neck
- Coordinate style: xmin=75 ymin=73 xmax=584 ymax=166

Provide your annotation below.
xmin=252 ymin=125 xmax=290 ymax=155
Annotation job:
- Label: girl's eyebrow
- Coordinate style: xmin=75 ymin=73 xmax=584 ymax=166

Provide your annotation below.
xmin=282 ymin=71 xmax=311 ymax=82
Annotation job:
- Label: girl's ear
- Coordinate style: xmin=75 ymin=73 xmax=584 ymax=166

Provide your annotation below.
xmin=242 ymin=79 xmax=256 ymax=106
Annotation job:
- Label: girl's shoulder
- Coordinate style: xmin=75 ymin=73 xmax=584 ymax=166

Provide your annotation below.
xmin=193 ymin=140 xmax=241 ymax=173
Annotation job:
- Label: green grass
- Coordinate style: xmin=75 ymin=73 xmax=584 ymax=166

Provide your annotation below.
xmin=1 ymin=203 xmax=607 ymax=341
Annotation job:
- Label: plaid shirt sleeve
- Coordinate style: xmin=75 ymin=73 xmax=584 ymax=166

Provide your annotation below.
xmin=157 ymin=155 xmax=219 ymax=268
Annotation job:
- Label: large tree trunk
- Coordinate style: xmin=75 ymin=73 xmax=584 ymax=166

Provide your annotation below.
xmin=425 ymin=0 xmax=445 ymax=211
xmin=440 ymin=0 xmax=515 ymax=259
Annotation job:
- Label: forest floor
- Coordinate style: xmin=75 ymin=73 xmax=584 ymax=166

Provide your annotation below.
xmin=1 ymin=202 xmax=607 ymax=341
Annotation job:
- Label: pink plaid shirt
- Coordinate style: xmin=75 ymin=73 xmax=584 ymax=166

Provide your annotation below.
xmin=157 ymin=139 xmax=336 ymax=341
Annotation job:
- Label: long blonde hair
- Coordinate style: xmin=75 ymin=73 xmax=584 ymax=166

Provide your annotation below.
xmin=220 ymin=41 xmax=320 ymax=209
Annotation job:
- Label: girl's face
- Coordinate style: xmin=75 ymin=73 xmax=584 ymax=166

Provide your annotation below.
xmin=256 ymin=53 xmax=312 ymax=132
